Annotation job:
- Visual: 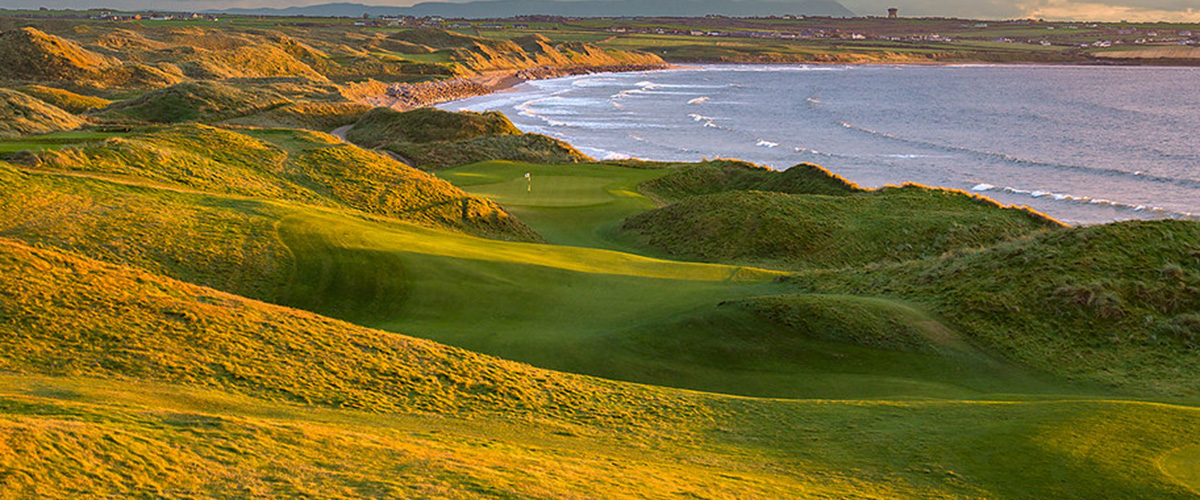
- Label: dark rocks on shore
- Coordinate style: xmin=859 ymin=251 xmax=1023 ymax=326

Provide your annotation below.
xmin=386 ymin=79 xmax=492 ymax=108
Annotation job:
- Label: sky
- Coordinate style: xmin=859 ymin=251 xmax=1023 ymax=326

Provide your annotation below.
xmin=3 ymin=0 xmax=1199 ymax=22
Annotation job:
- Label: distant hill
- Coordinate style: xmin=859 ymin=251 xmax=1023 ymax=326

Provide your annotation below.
xmin=212 ymin=0 xmax=855 ymax=19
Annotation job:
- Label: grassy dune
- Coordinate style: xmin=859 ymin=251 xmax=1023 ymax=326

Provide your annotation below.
xmin=638 ymin=159 xmax=862 ymax=202
xmin=390 ymin=28 xmax=664 ymax=72
xmin=18 ymin=124 xmax=537 ymax=241
xmin=348 ymin=107 xmax=590 ymax=170
xmin=789 ymin=219 xmax=1200 ymax=397
xmin=2 ymin=154 xmax=1059 ymax=400
xmin=0 ymin=88 xmax=84 ymax=138
xmin=15 ymin=85 xmax=111 ymax=113
xmin=623 ymin=187 xmax=1061 ymax=270
xmin=0 ymin=149 xmax=1198 ymax=496
xmin=99 ymin=81 xmax=293 ymax=124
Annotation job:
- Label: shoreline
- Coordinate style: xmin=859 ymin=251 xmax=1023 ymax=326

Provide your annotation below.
xmin=361 ymin=56 xmax=1197 ymax=111
xmin=420 ymin=63 xmax=1200 ymax=227
xmin=363 ymin=63 xmax=670 ymax=111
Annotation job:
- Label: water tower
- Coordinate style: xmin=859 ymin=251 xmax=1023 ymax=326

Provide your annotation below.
xmin=888 ymin=8 xmax=899 ymax=18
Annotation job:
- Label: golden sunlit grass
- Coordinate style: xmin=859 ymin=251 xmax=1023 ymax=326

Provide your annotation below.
xmin=3 ymin=238 xmax=1200 ymax=499
xmin=19 ymin=124 xmax=538 ymax=241
xmin=0 ymin=88 xmax=84 ymax=139
xmin=2 ymin=17 xmax=1200 ymax=497
xmin=14 ymin=85 xmax=110 ymax=113
xmin=622 ymin=186 xmax=1060 ymax=270
xmin=348 ymin=107 xmax=591 ymax=170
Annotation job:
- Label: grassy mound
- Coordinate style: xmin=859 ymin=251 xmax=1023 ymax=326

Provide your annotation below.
xmin=221 ymin=101 xmax=371 ymax=130
xmin=399 ymin=133 xmax=591 ymax=170
xmin=100 ymin=81 xmax=291 ymax=124
xmin=349 ymin=107 xmax=520 ymax=144
xmin=348 ymin=107 xmax=589 ymax=170
xmin=640 ymin=159 xmax=861 ymax=202
xmin=790 ymin=219 xmax=1200 ymax=396
xmin=0 ymin=88 xmax=84 ymax=138
xmin=15 ymin=85 xmax=111 ymax=113
xmin=21 ymin=125 xmax=539 ymax=241
xmin=733 ymin=294 xmax=964 ymax=354
xmin=0 ymin=236 xmax=692 ymax=420
xmin=0 ymin=27 xmax=115 ymax=81
xmin=0 ymin=161 xmax=294 ymax=300
xmin=622 ymin=187 xmax=1061 ymax=270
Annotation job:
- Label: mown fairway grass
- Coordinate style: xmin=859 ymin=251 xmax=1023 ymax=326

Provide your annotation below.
xmin=0 ymin=130 xmax=126 ymax=154
xmin=438 ymin=160 xmax=671 ymax=251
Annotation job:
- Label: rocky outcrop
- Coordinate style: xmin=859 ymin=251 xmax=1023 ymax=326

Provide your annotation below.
xmin=384 ymin=79 xmax=492 ymax=108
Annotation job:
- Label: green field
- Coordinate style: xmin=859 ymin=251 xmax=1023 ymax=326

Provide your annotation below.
xmin=0 ymin=130 xmax=129 ymax=154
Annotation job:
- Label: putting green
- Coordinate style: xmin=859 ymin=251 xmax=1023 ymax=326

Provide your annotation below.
xmin=438 ymin=160 xmax=671 ymax=252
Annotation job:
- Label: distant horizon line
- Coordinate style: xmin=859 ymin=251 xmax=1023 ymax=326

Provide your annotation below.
xmin=2 ymin=5 xmax=1197 ymax=24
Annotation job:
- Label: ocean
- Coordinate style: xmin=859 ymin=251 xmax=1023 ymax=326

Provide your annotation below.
xmin=440 ymin=64 xmax=1200 ymax=225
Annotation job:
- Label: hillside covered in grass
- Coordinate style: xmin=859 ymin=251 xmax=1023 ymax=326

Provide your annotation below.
xmin=348 ymin=107 xmax=591 ymax=169
xmin=789 ymin=219 xmax=1200 ymax=396
xmin=623 ymin=185 xmax=1061 ymax=269
xmin=5 ymin=233 xmax=1200 ymax=499
xmin=14 ymin=124 xmax=537 ymax=242
xmin=0 ymin=88 xmax=84 ymax=138
xmin=390 ymin=28 xmax=664 ymax=72
xmin=638 ymin=159 xmax=863 ymax=202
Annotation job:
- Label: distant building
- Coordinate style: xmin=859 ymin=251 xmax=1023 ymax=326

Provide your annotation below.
xmin=887 ymin=8 xmax=898 ymax=19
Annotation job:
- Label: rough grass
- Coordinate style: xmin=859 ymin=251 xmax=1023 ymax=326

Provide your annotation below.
xmin=0 ymin=88 xmax=84 ymax=139
xmin=349 ymin=107 xmax=591 ymax=170
xmin=0 ymin=237 xmax=704 ymax=422
xmin=349 ymin=107 xmax=521 ymax=145
xmin=733 ymin=293 xmax=966 ymax=354
xmin=396 ymin=133 xmax=592 ymax=170
xmin=388 ymin=28 xmax=663 ymax=72
xmin=20 ymin=124 xmax=539 ymax=241
xmin=0 ymin=27 xmax=114 ymax=81
xmin=787 ymin=219 xmax=1200 ymax=397
xmin=221 ymin=101 xmax=371 ymax=130
xmin=622 ymin=187 xmax=1062 ymax=270
xmin=639 ymin=159 xmax=862 ymax=202
xmin=99 ymin=81 xmax=293 ymax=124
xmin=0 ymin=161 xmax=293 ymax=301
xmin=15 ymin=85 xmax=111 ymax=113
